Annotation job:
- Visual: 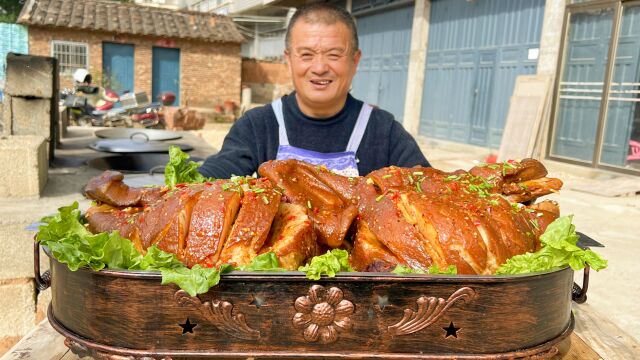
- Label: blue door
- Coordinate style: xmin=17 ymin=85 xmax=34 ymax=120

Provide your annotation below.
xmin=420 ymin=0 xmax=545 ymax=147
xmin=351 ymin=6 xmax=414 ymax=123
xmin=102 ymin=43 xmax=134 ymax=94
xmin=551 ymin=9 xmax=614 ymax=163
xmin=152 ymin=47 xmax=180 ymax=106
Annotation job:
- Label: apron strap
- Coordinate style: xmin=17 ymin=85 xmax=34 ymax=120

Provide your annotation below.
xmin=345 ymin=103 xmax=373 ymax=153
xmin=271 ymin=98 xmax=289 ymax=146
xmin=272 ymin=98 xmax=373 ymax=152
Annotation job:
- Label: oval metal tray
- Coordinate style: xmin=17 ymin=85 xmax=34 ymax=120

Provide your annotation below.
xmin=39 ymin=245 xmax=578 ymax=359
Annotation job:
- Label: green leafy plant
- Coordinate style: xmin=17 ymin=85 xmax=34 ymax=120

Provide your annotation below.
xmin=495 ymin=215 xmax=607 ymax=275
xmin=236 ymin=252 xmax=286 ymax=272
xmin=392 ymin=264 xmax=457 ymax=275
xmin=164 ymin=146 xmax=211 ymax=187
xmin=298 ymin=249 xmax=354 ymax=280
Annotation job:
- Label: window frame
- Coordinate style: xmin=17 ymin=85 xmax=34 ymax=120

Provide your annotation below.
xmin=50 ymin=40 xmax=90 ymax=76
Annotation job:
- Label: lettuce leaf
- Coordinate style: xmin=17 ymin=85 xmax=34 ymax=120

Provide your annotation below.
xmin=164 ymin=146 xmax=210 ymax=188
xmin=236 ymin=252 xmax=286 ymax=272
xmin=392 ymin=264 xmax=457 ymax=275
xmin=161 ymin=264 xmax=234 ymax=296
xmin=495 ymin=215 xmax=608 ymax=275
xmin=36 ymin=202 xmax=230 ymax=296
xmin=298 ymin=249 xmax=354 ymax=280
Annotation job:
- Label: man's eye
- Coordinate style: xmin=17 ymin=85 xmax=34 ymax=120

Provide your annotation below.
xmin=300 ymin=53 xmax=313 ymax=60
xmin=328 ymin=54 xmax=341 ymax=60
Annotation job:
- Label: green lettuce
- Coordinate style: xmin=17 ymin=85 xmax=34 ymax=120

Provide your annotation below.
xmin=495 ymin=215 xmax=608 ymax=275
xmin=392 ymin=264 xmax=457 ymax=275
xmin=164 ymin=146 xmax=211 ymax=188
xmin=36 ymin=202 xmax=230 ymax=296
xmin=236 ymin=252 xmax=286 ymax=272
xmin=161 ymin=264 xmax=234 ymax=296
xmin=298 ymin=249 xmax=354 ymax=280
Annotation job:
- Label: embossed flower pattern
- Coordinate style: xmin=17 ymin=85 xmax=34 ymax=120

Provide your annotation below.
xmin=292 ymin=285 xmax=354 ymax=344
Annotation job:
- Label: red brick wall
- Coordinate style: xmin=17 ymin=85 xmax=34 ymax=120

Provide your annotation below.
xmin=241 ymin=58 xmax=291 ymax=85
xmin=28 ymin=26 xmax=241 ymax=107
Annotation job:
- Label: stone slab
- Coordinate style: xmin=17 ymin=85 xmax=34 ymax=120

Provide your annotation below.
xmin=9 ymin=97 xmax=51 ymax=139
xmin=4 ymin=53 xmax=57 ymax=99
xmin=1 ymin=96 xmax=11 ymax=137
xmin=0 ymin=135 xmax=48 ymax=198
xmin=0 ymin=280 xmax=35 ymax=338
xmin=0 ymin=223 xmax=35 ymax=281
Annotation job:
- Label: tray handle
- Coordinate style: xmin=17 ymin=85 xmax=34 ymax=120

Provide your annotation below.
xmin=572 ymin=265 xmax=590 ymax=304
xmin=34 ymin=240 xmax=51 ymax=292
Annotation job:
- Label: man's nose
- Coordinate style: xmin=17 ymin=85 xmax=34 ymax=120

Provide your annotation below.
xmin=310 ymin=56 xmax=329 ymax=74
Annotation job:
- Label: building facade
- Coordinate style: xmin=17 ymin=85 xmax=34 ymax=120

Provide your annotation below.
xmin=225 ymin=0 xmax=640 ymax=175
xmin=17 ymin=0 xmax=245 ymax=108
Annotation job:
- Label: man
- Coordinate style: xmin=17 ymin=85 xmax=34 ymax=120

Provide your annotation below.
xmin=199 ymin=3 xmax=429 ymax=178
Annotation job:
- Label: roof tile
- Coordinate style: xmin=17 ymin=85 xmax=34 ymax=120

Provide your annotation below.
xmin=18 ymin=0 xmax=245 ymax=43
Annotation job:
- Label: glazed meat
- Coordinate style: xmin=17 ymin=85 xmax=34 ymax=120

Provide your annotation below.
xmin=259 ymin=160 xmax=359 ymax=248
xmin=83 ymin=158 xmax=563 ymax=274
xmin=353 ymin=161 xmax=561 ymax=274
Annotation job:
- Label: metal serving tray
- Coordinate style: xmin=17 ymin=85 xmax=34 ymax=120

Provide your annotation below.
xmin=35 ymin=243 xmax=588 ymax=359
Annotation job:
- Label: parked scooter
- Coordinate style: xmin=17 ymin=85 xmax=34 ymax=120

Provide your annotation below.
xmin=61 ymin=69 xmax=171 ymax=129
xmin=61 ymin=69 xmax=122 ymax=127
xmin=97 ymin=91 xmax=167 ymax=129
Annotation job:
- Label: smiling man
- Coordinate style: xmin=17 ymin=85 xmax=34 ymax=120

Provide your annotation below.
xmin=199 ymin=3 xmax=429 ymax=178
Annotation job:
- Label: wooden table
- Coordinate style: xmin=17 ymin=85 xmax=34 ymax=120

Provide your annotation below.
xmin=2 ymin=303 xmax=637 ymax=359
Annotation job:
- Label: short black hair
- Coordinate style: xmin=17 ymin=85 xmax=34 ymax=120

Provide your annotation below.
xmin=285 ymin=2 xmax=359 ymax=54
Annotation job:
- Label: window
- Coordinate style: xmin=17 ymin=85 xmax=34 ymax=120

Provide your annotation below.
xmin=51 ymin=41 xmax=88 ymax=75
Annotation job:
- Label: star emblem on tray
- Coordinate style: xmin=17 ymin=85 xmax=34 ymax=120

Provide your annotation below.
xmin=179 ymin=318 xmax=197 ymax=334
xmin=443 ymin=321 xmax=460 ymax=338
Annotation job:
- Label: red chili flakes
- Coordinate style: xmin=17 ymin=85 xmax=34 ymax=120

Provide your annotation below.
xmin=176 ymin=183 xmax=187 ymax=188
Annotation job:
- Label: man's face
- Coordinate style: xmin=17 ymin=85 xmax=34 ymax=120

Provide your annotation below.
xmin=285 ymin=20 xmax=361 ymax=117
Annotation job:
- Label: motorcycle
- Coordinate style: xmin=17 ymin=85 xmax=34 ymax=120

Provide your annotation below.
xmin=61 ymin=88 xmax=169 ymax=129
xmin=60 ymin=86 xmax=125 ymax=127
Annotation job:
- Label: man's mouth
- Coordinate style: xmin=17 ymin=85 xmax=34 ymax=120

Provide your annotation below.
xmin=310 ymin=79 xmax=332 ymax=86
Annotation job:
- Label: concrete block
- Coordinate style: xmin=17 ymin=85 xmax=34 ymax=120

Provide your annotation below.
xmin=1 ymin=96 xmax=11 ymax=137
xmin=0 ymin=223 xmax=35 ymax=281
xmin=0 ymin=280 xmax=36 ymax=338
xmin=35 ymin=288 xmax=51 ymax=324
xmin=4 ymin=53 xmax=57 ymax=99
xmin=0 ymin=135 xmax=48 ymax=198
xmin=9 ymin=97 xmax=51 ymax=139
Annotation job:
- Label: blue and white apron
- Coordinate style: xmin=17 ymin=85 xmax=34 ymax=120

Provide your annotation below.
xmin=271 ymin=98 xmax=373 ymax=177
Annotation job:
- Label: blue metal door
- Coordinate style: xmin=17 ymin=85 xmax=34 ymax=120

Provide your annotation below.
xmin=102 ymin=43 xmax=134 ymax=94
xmin=351 ymin=6 xmax=414 ymax=123
xmin=600 ymin=6 xmax=640 ymax=166
xmin=152 ymin=47 xmax=180 ymax=106
xmin=420 ymin=0 xmax=545 ymax=147
xmin=551 ymin=9 xmax=614 ymax=163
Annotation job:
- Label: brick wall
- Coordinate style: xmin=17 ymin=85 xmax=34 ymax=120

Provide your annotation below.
xmin=241 ymin=59 xmax=293 ymax=104
xmin=241 ymin=58 xmax=291 ymax=85
xmin=28 ymin=26 xmax=241 ymax=108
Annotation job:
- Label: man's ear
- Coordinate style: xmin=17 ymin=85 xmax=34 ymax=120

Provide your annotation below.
xmin=353 ymin=49 xmax=362 ymax=67
xmin=284 ymin=49 xmax=293 ymax=74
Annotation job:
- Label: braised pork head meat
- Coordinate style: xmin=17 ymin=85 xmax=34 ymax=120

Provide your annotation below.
xmin=83 ymin=159 xmax=562 ymax=273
